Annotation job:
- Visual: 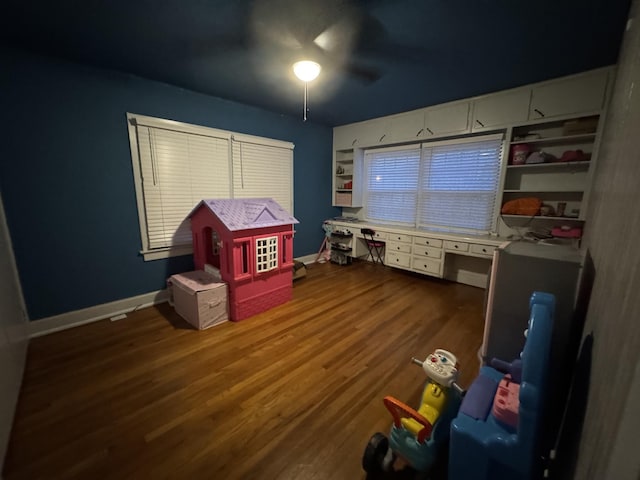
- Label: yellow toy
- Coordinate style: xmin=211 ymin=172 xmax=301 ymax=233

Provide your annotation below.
xmin=363 ymin=349 xmax=464 ymax=475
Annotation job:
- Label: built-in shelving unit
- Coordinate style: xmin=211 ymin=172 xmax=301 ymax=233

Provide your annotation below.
xmin=501 ymin=114 xmax=601 ymax=222
xmin=332 ymin=149 xmax=363 ymax=207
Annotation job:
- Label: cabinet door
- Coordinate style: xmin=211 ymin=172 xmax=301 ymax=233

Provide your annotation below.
xmin=355 ymin=118 xmax=390 ymax=147
xmin=334 ymin=120 xmax=390 ymax=149
xmin=472 ymin=89 xmax=531 ymax=131
xmin=334 ymin=124 xmax=359 ymax=150
xmin=529 ymin=70 xmax=609 ymax=120
xmin=390 ymin=110 xmax=425 ymax=143
xmin=423 ymin=102 xmax=470 ymax=137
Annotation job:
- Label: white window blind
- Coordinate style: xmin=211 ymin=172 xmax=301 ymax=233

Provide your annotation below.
xmin=362 ymin=134 xmax=503 ymax=233
xmin=418 ymin=135 xmax=503 ymax=234
xmin=137 ymin=126 xmax=230 ymax=249
xmin=364 ymin=146 xmax=421 ymax=226
xmin=232 ymin=138 xmax=293 ymax=214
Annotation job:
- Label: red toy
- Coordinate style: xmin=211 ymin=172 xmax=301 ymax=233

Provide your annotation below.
xmin=189 ymin=198 xmax=299 ymax=321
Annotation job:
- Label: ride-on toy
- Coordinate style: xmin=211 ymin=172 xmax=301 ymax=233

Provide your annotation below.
xmin=363 ymin=349 xmax=464 ymax=476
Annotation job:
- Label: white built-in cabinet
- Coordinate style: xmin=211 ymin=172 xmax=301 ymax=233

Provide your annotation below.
xmin=389 ymin=101 xmax=470 ymax=143
xmin=333 ymin=118 xmax=390 ymax=150
xmin=529 ymin=69 xmax=609 ymax=120
xmin=471 ymin=88 xmax=531 ymax=131
xmin=332 ymin=66 xmax=613 ymax=208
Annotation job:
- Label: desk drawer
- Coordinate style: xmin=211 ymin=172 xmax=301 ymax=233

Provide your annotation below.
xmin=386 ymin=251 xmax=411 ymax=268
xmin=387 ymin=241 xmax=412 ymax=254
xmin=444 ymin=240 xmax=469 ymax=252
xmin=412 ymin=246 xmax=442 ymax=259
xmin=469 ymin=244 xmax=496 ymax=257
xmin=414 ymin=237 xmax=443 ymax=248
xmin=387 ymin=233 xmax=412 ymax=243
xmin=412 ymin=257 xmax=442 ymax=276
xmin=372 ymin=231 xmax=388 ymax=240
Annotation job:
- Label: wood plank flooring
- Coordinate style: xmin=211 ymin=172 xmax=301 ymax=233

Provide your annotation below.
xmin=3 ymin=261 xmax=486 ymax=480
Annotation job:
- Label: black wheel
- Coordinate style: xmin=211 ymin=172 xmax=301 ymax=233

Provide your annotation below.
xmin=362 ymin=432 xmax=389 ymax=473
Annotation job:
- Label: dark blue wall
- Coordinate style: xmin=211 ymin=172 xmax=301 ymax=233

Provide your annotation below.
xmin=0 ymin=48 xmax=339 ymax=321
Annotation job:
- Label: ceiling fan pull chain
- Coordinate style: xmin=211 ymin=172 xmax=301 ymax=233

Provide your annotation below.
xmin=303 ymin=82 xmax=308 ymax=122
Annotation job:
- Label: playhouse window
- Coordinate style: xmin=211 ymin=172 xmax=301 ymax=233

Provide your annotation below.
xmin=256 ymin=236 xmax=278 ymax=273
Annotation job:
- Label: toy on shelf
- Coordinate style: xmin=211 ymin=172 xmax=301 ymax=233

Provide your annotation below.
xmin=362 ymin=349 xmax=464 ymax=476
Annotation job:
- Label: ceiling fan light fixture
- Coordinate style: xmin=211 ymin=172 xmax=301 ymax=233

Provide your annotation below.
xmin=293 ymin=60 xmax=321 ymax=82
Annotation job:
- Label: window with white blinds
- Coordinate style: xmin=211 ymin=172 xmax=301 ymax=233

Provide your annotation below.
xmin=418 ymin=135 xmax=503 ymax=234
xmin=127 ymin=114 xmax=294 ymax=260
xmin=363 ymin=146 xmax=421 ymax=226
xmin=363 ymin=134 xmax=503 ymax=234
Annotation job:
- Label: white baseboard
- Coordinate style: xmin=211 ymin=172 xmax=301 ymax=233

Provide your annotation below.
xmin=30 ymin=255 xmax=330 ymax=338
xmin=29 ymin=289 xmax=170 ymax=338
xmin=295 ymin=254 xmax=318 ymax=265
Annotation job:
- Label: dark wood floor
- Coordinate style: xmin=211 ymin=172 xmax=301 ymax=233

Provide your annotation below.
xmin=3 ymin=261 xmax=486 ymax=480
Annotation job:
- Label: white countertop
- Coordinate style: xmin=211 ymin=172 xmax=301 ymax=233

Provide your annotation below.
xmin=327 ymin=219 xmax=508 ymax=246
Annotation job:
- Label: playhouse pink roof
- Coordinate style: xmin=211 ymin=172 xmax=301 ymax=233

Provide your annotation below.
xmin=189 ymin=198 xmax=299 ymax=232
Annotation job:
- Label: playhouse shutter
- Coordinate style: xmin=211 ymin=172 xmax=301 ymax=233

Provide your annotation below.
xmin=137 ymin=126 xmax=231 ymax=248
xmin=231 ymin=137 xmax=294 ymax=214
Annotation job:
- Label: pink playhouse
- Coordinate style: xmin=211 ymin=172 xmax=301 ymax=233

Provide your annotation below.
xmin=189 ymin=198 xmax=299 ymax=322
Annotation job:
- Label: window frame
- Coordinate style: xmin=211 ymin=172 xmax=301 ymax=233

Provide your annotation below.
xmin=127 ymin=113 xmax=294 ymax=261
xmin=362 ymin=133 xmax=505 ymax=235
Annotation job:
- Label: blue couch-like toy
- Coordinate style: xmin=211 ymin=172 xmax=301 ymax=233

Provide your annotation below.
xmin=449 ymin=291 xmax=555 ymax=480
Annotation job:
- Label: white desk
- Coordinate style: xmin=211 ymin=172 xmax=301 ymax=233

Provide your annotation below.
xmin=327 ymin=220 xmax=508 ymax=288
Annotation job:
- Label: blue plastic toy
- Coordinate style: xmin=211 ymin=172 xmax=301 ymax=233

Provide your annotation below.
xmin=449 ymin=291 xmax=556 ymax=480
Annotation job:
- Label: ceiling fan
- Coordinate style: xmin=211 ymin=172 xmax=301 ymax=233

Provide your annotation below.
xmin=248 ymin=0 xmax=387 ymax=83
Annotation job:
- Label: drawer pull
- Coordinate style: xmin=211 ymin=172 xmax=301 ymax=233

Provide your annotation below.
xmin=454 ymin=245 xmax=459 ymax=249
xmin=396 ymin=246 xmax=401 ymax=250
xmin=482 ymin=248 xmax=487 ymax=253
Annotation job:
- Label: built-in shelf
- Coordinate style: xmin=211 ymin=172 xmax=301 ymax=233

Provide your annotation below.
xmin=335 ymin=173 xmax=353 ymax=177
xmin=336 ymin=188 xmax=353 ymax=192
xmin=506 ymin=161 xmax=591 ymax=170
xmin=501 ymin=214 xmax=583 ymax=221
xmin=510 ymin=133 xmax=596 ymax=146
xmin=503 ymin=189 xmax=585 ymax=193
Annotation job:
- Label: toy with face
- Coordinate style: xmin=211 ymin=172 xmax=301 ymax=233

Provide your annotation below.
xmin=422 ymin=349 xmax=459 ymax=387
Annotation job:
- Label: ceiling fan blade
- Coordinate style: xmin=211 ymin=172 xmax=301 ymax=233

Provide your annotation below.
xmin=340 ymin=60 xmax=382 ymax=83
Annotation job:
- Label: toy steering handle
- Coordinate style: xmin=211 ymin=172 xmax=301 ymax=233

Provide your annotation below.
xmin=411 ymin=357 xmax=465 ymax=396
